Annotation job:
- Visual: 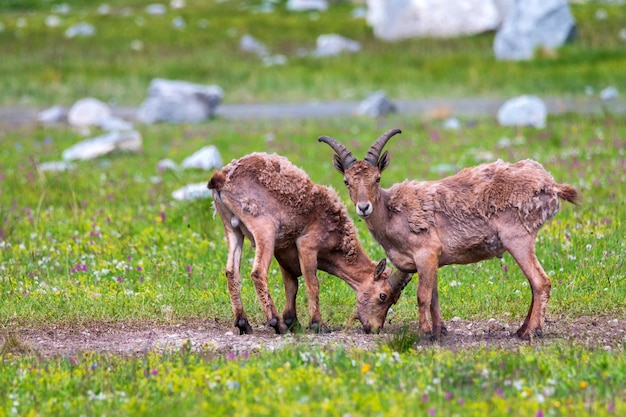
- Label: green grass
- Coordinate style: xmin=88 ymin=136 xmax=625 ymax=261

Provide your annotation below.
xmin=0 ymin=345 xmax=624 ymax=416
xmin=1 ymin=114 xmax=624 ymax=327
xmin=0 ymin=1 xmax=625 ymax=106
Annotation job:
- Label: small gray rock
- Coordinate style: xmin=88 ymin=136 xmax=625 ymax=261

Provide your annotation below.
xmin=357 ymin=91 xmax=396 ymax=118
xmin=497 ymin=95 xmax=547 ymax=128
xmin=62 ymin=130 xmax=142 ymax=161
xmin=181 ymin=145 xmax=222 ymax=170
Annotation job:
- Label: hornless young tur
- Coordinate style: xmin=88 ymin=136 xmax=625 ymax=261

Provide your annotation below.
xmin=319 ymin=129 xmax=579 ymax=339
xmin=208 ymin=152 xmax=410 ymax=335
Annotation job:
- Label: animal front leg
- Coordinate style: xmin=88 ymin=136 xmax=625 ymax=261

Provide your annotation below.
xmin=297 ymin=242 xmax=330 ymax=334
xmin=415 ymin=260 xmax=439 ymax=338
xmin=430 ymin=278 xmax=448 ymax=336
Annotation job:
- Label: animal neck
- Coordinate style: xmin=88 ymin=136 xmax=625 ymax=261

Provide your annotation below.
xmin=324 ymin=250 xmax=377 ymax=291
xmin=363 ymin=189 xmax=391 ymax=242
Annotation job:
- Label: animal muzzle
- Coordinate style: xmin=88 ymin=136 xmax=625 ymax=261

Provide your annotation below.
xmin=356 ymin=202 xmax=373 ymax=217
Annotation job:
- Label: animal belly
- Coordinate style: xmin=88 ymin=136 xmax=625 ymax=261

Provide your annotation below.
xmin=439 ymin=234 xmax=505 ymax=265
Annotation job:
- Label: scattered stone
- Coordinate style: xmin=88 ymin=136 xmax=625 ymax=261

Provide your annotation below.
xmin=62 ymin=130 xmax=142 ymax=161
xmin=493 ymin=0 xmax=576 ymax=61
xmin=442 ymin=117 xmax=461 ymax=130
xmin=286 ymin=0 xmax=327 ymax=12
xmin=172 ymin=183 xmax=213 ymax=201
xmin=157 ymin=158 xmax=178 ymax=172
xmin=38 ymin=161 xmax=76 ymax=172
xmin=181 ymin=145 xmax=222 ymax=170
xmin=97 ymin=4 xmax=111 ymax=15
xmin=65 ymin=22 xmax=96 ymax=38
xmin=170 ymin=0 xmax=185 ymax=9
xmin=51 ymin=3 xmax=71 ymax=14
xmin=172 ymin=16 xmax=186 ymax=29
xmin=262 ymin=55 xmax=287 ymax=67
xmin=45 ymin=15 xmax=61 ymax=28
xmin=98 ymin=116 xmax=133 ymax=132
xmin=146 ymin=4 xmax=167 ymax=15
xmin=366 ymin=0 xmax=501 ymax=41
xmin=137 ymin=78 xmax=223 ymax=124
xmin=313 ymin=34 xmax=360 ymax=57
xmin=38 ymin=105 xmax=66 ymax=124
xmin=240 ymin=34 xmax=269 ymax=57
xmin=357 ymin=91 xmax=396 ymax=117
xmin=497 ymin=95 xmax=547 ymax=128
xmin=600 ymin=86 xmax=619 ymax=101
xmin=67 ymin=98 xmax=112 ymax=128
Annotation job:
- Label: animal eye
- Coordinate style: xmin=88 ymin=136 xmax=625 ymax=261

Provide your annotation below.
xmin=375 ymin=176 xmax=381 ymax=184
xmin=343 ymin=178 xmax=349 ymax=186
xmin=379 ymin=293 xmax=387 ymax=302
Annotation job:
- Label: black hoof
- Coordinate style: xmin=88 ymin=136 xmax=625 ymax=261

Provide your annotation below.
xmin=236 ymin=318 xmax=253 ymax=335
xmin=284 ymin=317 xmax=303 ymax=333
xmin=309 ymin=322 xmax=331 ymax=334
xmin=268 ymin=317 xmax=288 ymax=334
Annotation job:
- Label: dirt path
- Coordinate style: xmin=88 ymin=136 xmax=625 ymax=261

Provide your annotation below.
xmin=4 ymin=315 xmax=624 ymax=358
xmin=1 ymin=96 xmax=624 ymax=128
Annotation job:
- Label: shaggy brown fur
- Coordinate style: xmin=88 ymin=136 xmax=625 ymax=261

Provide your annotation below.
xmin=208 ymin=152 xmax=406 ymax=335
xmin=319 ymin=129 xmax=579 ymax=341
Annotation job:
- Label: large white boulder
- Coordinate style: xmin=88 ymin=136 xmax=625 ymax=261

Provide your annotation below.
xmin=493 ymin=0 xmax=576 ymax=61
xmin=366 ymin=0 xmax=500 ymax=41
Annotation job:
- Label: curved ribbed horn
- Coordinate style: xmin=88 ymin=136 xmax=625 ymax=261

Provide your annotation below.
xmin=364 ymin=128 xmax=402 ymax=166
xmin=318 ymin=135 xmax=357 ymax=170
xmin=388 ymin=270 xmax=412 ymax=292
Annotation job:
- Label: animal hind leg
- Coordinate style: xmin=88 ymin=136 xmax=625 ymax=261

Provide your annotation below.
xmin=280 ymin=264 xmax=302 ymax=333
xmin=505 ymin=234 xmax=551 ymax=340
xmin=250 ymin=233 xmax=288 ymax=334
xmin=224 ymin=227 xmax=253 ymax=335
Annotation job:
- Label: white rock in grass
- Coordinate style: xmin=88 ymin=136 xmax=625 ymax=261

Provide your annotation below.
xmin=497 ymin=95 xmax=547 ymax=128
xmin=98 ymin=4 xmax=111 ymax=15
xmin=357 ymin=91 xmax=396 ymax=117
xmin=98 ymin=116 xmax=134 ymax=131
xmin=240 ymin=34 xmax=269 ymax=57
xmin=157 ymin=158 xmax=178 ymax=172
xmin=38 ymin=105 xmax=67 ymax=124
xmin=287 ymin=0 xmax=327 ymax=12
xmin=62 ymin=130 xmax=142 ymax=161
xmin=172 ymin=183 xmax=213 ymax=201
xmin=38 ymin=161 xmax=76 ymax=172
xmin=493 ymin=0 xmax=576 ymax=61
xmin=137 ymin=78 xmax=223 ymax=124
xmin=170 ymin=0 xmax=185 ymax=9
xmin=45 ymin=15 xmax=61 ymax=28
xmin=313 ymin=34 xmax=360 ymax=57
xmin=146 ymin=4 xmax=167 ymax=15
xmin=181 ymin=146 xmax=222 ymax=170
xmin=65 ymin=22 xmax=96 ymax=38
xmin=68 ymin=98 xmax=112 ymax=128
xmin=600 ymin=86 xmax=619 ymax=101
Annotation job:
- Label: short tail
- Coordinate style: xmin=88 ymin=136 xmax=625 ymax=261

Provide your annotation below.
xmin=557 ymin=184 xmax=580 ymax=205
xmin=207 ymin=171 xmax=226 ymax=191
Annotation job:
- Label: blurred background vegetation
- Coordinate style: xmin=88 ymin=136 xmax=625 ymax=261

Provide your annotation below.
xmin=0 ymin=0 xmax=624 ymax=107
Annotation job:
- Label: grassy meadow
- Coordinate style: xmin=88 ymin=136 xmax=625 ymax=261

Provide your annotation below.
xmin=1 ymin=0 xmax=625 ymax=416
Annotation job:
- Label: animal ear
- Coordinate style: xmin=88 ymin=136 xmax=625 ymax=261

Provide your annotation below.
xmin=332 ymin=154 xmax=345 ymax=174
xmin=378 ymin=150 xmax=390 ymax=172
xmin=374 ymin=258 xmax=387 ymax=281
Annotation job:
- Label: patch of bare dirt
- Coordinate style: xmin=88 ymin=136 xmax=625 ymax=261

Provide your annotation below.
xmin=4 ymin=315 xmax=624 ymax=358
